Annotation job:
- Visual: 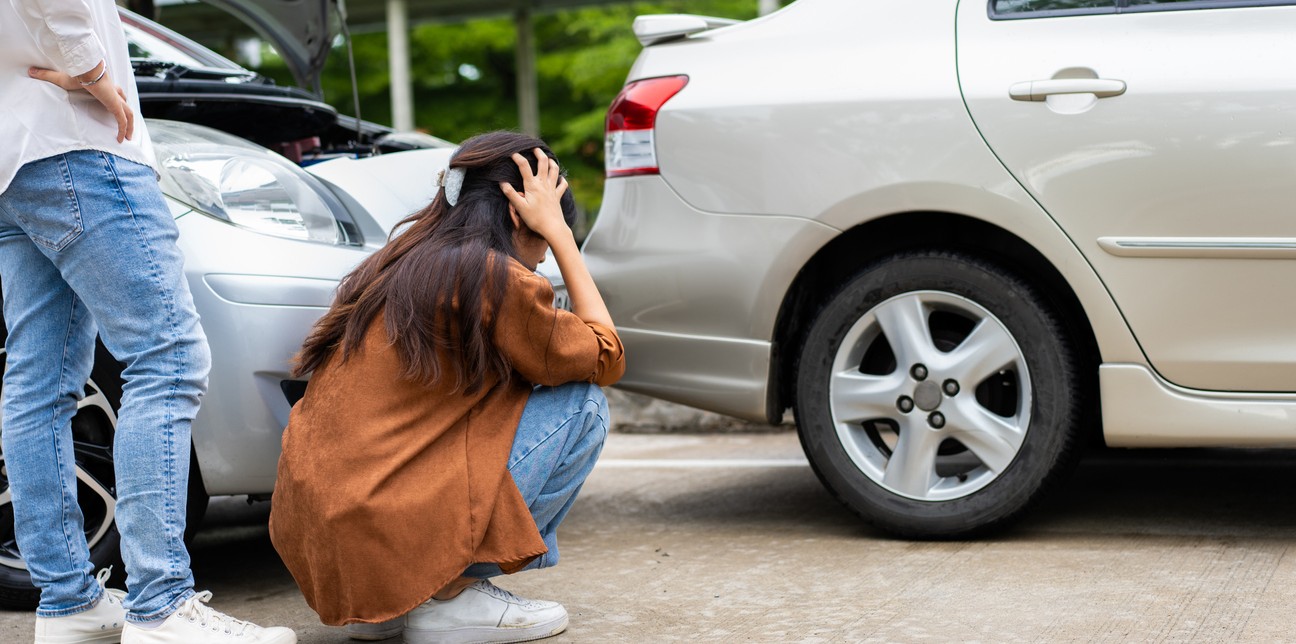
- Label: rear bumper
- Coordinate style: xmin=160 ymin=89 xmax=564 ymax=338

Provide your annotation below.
xmin=583 ymin=175 xmax=837 ymax=422
xmin=612 ymin=328 xmax=773 ymax=423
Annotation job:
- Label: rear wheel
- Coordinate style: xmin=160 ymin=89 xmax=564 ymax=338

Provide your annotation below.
xmin=0 ymin=292 xmax=209 ymax=609
xmin=794 ymin=252 xmax=1083 ymax=538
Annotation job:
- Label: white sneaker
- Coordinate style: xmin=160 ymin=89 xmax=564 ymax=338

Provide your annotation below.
xmin=120 ymin=591 xmax=296 ymax=644
xmin=404 ymin=580 xmax=568 ymax=644
xmin=34 ymin=568 xmax=127 ymax=644
xmin=344 ymin=616 xmax=404 ymax=640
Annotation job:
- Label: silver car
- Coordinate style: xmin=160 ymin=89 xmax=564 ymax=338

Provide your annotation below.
xmin=586 ymin=0 xmax=1296 ymax=537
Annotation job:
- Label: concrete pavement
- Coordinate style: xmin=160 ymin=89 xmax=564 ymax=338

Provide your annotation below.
xmin=4 ymin=432 xmax=1296 ymax=642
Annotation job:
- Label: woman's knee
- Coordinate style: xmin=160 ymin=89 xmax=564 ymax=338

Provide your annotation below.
xmin=576 ymin=383 xmax=609 ymax=438
xmin=521 ymin=382 xmax=610 ymax=449
xmin=538 ymin=381 xmax=606 ymax=416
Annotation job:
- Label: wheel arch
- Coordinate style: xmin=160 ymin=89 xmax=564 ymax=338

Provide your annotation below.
xmin=770 ymin=211 xmax=1102 ymax=436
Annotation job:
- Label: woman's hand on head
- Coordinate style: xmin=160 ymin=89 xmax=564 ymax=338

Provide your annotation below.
xmin=501 ymin=151 xmax=613 ymax=330
xmin=499 ymin=149 xmax=570 ymax=244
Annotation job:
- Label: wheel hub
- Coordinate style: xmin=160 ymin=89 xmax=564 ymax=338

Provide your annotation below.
xmin=913 ymin=380 xmax=942 ymax=412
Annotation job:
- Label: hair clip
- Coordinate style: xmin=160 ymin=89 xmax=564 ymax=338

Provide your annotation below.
xmin=438 ymin=167 xmax=466 ymax=207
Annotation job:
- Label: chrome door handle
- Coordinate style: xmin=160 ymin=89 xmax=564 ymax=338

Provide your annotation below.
xmin=1009 ymin=78 xmax=1127 ymax=101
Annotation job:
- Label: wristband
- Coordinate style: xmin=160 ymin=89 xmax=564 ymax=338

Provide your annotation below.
xmin=78 ymin=65 xmax=107 ymax=87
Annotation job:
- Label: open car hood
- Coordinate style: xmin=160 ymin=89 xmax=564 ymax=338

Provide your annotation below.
xmin=201 ymin=0 xmax=337 ymax=94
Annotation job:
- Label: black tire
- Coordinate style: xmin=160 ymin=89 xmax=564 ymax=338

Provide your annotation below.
xmin=0 ymin=287 xmax=209 ymax=609
xmin=793 ymin=252 xmax=1084 ymax=538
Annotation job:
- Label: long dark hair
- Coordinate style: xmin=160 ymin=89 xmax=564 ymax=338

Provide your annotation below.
xmin=294 ymin=131 xmax=577 ymax=393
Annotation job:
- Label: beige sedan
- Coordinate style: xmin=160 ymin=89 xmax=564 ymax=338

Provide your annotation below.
xmin=584 ymin=0 xmax=1296 ymax=537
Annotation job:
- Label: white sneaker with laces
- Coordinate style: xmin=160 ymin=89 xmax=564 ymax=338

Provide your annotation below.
xmin=404 ymin=580 xmax=567 ymax=644
xmin=344 ymin=616 xmax=404 ymax=641
xmin=119 ymin=591 xmax=296 ymax=644
xmin=34 ymin=568 xmax=127 ymax=644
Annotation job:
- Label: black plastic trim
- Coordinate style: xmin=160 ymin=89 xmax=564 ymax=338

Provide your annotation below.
xmin=280 ymin=380 xmax=309 ymax=407
xmin=988 ymin=0 xmax=1296 ymax=20
xmin=137 ymin=91 xmax=335 ymax=112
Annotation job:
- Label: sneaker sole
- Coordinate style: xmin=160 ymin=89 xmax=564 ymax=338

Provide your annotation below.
xmin=35 ymin=633 xmax=123 ymax=644
xmin=403 ymin=614 xmax=568 ymax=644
xmin=121 ymin=626 xmax=296 ymax=644
xmin=348 ymin=625 xmax=406 ymax=641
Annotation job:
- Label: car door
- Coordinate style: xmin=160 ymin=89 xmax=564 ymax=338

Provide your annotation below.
xmin=957 ymin=0 xmax=1296 ymax=392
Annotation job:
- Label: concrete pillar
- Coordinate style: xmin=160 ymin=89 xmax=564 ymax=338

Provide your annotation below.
xmin=759 ymin=0 xmax=779 ymax=16
xmin=515 ymin=7 xmax=540 ymax=136
xmin=387 ymin=0 xmax=415 ymax=132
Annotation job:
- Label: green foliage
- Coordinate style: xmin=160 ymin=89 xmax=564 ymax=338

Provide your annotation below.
xmin=251 ymin=1 xmax=789 ymax=219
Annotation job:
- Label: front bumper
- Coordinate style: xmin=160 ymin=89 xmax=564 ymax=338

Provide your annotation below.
xmin=175 ymin=208 xmax=370 ymax=495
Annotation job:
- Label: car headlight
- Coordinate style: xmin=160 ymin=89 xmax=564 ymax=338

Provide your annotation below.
xmin=149 ymin=120 xmax=359 ymax=245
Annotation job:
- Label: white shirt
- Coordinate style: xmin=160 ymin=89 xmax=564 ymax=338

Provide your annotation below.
xmin=1 ymin=0 xmax=155 ymax=195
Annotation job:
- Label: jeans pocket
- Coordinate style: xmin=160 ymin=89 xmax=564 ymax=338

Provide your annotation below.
xmin=13 ymin=155 xmax=85 ymax=252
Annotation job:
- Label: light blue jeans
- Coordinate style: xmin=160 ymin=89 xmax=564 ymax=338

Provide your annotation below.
xmin=0 ymin=151 xmax=208 ymax=622
xmin=464 ymin=382 xmax=609 ymax=579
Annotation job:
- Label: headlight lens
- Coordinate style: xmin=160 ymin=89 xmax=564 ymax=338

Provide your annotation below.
xmin=150 ymin=120 xmax=357 ymax=245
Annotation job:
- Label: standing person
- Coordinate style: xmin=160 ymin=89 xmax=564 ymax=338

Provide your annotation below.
xmin=269 ymin=132 xmax=625 ymax=644
xmin=0 ymin=1 xmax=296 ymax=642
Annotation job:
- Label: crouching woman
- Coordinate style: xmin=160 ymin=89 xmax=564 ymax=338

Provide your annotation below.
xmin=269 ymin=131 xmax=625 ymax=644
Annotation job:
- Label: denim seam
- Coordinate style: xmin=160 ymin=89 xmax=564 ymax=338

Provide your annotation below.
xmin=57 ymin=156 xmax=85 ymax=251
xmin=51 ymin=295 xmax=82 ymax=588
xmin=508 ymin=415 xmax=573 ymax=471
xmin=0 ymin=195 xmax=15 ymax=225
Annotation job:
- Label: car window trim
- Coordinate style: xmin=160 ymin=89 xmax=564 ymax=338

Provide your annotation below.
xmin=988 ymin=0 xmax=1296 ymax=20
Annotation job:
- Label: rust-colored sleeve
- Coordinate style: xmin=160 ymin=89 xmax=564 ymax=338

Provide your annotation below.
xmin=494 ymin=268 xmax=626 ymax=387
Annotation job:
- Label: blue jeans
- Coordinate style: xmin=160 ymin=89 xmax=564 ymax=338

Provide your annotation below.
xmin=464 ymin=382 xmax=609 ymax=579
xmin=0 ymin=151 xmax=208 ymax=622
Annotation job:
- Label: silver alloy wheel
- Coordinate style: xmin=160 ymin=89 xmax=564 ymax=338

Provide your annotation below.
xmin=0 ymin=347 xmax=118 ymax=570
xmin=829 ymin=291 xmax=1032 ymax=502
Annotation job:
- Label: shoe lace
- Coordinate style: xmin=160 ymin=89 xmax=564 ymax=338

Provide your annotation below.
xmin=95 ymin=567 xmax=126 ymax=606
xmin=472 ymin=581 xmax=543 ymax=609
xmin=176 ymin=591 xmax=258 ymax=636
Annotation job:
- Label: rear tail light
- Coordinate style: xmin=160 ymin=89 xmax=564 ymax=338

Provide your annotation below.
xmin=605 ymin=75 xmax=688 ymax=178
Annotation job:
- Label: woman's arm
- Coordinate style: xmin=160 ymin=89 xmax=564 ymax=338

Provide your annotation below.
xmin=500 ymin=149 xmax=615 ymax=332
xmin=493 ymin=268 xmax=625 ymax=387
xmin=547 ymin=233 xmax=613 ymax=331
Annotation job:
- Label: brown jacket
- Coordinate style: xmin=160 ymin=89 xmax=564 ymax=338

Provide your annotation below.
xmin=268 ymin=259 xmax=625 ymax=626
